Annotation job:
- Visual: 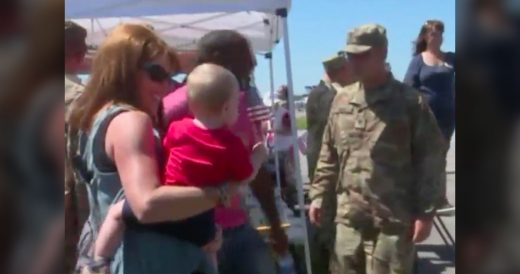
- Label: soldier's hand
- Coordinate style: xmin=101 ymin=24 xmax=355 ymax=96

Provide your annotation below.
xmin=412 ymin=217 xmax=433 ymax=243
xmin=309 ymin=202 xmax=322 ymax=226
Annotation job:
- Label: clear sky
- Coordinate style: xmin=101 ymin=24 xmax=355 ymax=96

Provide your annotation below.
xmin=254 ymin=0 xmax=455 ymax=98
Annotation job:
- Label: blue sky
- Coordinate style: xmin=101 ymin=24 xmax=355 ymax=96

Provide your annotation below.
xmin=254 ymin=0 xmax=455 ymax=97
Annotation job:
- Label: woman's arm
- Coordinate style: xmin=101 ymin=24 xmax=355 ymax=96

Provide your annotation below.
xmin=403 ymin=55 xmax=422 ymax=90
xmin=162 ymin=86 xmax=190 ymax=125
xmin=106 ymin=111 xmax=221 ymax=223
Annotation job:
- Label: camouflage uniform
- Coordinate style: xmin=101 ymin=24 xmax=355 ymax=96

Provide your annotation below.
xmin=309 ymin=74 xmax=444 ymax=274
xmin=306 ymin=53 xmax=347 ymax=274
xmin=309 ymin=24 xmax=445 ymax=274
xmin=65 ymin=74 xmax=89 ymax=274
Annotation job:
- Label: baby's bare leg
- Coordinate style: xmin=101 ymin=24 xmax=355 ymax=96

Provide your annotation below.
xmin=94 ymin=200 xmax=125 ymax=260
xmin=208 ymin=251 xmax=218 ymax=271
xmin=202 ymin=225 xmax=222 ymax=272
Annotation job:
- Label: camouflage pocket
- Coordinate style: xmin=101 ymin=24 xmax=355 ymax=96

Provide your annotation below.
xmin=333 ymin=107 xmax=357 ymax=148
xmin=337 ymin=191 xmax=374 ymax=229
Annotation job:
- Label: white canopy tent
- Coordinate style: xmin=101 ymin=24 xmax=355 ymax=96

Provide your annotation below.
xmin=69 ymin=12 xmax=283 ymax=53
xmin=66 ymin=0 xmax=287 ymax=53
xmin=66 ymin=1 xmax=313 ymax=273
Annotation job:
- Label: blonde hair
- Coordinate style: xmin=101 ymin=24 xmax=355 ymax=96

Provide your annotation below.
xmin=69 ymin=23 xmax=179 ymax=130
xmin=187 ymin=64 xmax=238 ymax=114
xmin=414 ymin=19 xmax=445 ymax=55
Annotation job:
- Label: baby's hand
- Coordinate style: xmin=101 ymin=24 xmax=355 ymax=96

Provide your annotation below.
xmin=252 ymin=142 xmax=268 ymax=162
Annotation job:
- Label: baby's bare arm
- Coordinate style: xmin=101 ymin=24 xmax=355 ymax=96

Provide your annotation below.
xmin=240 ymin=143 xmax=268 ymax=184
xmin=94 ymin=200 xmax=125 ymax=260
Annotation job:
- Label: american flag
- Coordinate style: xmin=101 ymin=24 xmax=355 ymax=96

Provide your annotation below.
xmin=247 ymin=104 xmax=272 ymax=123
xmin=247 ymin=104 xmax=272 ymax=143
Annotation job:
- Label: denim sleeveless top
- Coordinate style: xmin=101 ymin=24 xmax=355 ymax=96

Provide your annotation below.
xmin=75 ymin=104 xmax=215 ymax=274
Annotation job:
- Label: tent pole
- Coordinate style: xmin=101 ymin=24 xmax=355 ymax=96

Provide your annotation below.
xmin=268 ymin=53 xmax=283 ymax=194
xmin=278 ymin=8 xmax=313 ymax=274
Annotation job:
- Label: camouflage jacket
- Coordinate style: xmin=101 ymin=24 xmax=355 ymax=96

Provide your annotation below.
xmin=309 ymin=76 xmax=445 ymax=229
xmin=65 ymin=74 xmax=84 ymax=194
xmin=65 ymin=74 xmax=87 ymax=274
xmin=306 ymin=80 xmax=338 ymax=181
xmin=65 ymin=74 xmax=83 ymax=112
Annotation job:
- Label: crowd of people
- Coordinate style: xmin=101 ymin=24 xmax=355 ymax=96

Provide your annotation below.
xmin=65 ymin=23 xmax=288 ymax=274
xmin=63 ymin=16 xmax=454 ymax=274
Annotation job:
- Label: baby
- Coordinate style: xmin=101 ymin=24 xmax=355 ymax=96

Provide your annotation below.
xmin=92 ymin=64 xmax=267 ymax=272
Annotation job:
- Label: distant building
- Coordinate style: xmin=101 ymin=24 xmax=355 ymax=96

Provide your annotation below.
xmin=304 ymin=86 xmax=315 ymax=93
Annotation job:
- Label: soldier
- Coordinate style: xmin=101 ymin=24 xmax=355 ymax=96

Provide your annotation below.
xmin=64 ymin=20 xmax=89 ymax=274
xmin=307 ymin=52 xmax=356 ymax=180
xmin=306 ymin=52 xmax=356 ymax=274
xmin=65 ymin=21 xmax=87 ymax=108
xmin=309 ymin=23 xmax=445 ymax=274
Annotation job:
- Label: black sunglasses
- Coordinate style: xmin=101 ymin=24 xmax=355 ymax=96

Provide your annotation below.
xmin=142 ymin=63 xmax=174 ymax=83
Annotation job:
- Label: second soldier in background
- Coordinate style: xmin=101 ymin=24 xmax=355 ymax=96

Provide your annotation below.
xmin=306 ymin=52 xmax=356 ymax=274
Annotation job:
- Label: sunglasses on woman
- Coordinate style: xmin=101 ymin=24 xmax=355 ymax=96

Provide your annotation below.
xmin=142 ymin=63 xmax=174 ymax=83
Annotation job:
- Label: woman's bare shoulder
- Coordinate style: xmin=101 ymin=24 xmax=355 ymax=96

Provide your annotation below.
xmin=107 ymin=110 xmax=154 ymax=146
xmin=111 ymin=110 xmax=151 ymax=125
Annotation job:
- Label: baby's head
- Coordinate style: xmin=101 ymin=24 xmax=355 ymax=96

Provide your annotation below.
xmin=187 ymin=64 xmax=240 ymax=126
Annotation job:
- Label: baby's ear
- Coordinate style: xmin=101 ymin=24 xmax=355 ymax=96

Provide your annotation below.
xmin=222 ymin=102 xmax=230 ymax=112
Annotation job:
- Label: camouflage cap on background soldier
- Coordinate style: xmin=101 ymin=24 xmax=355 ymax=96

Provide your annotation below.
xmin=322 ymin=52 xmax=348 ymax=91
xmin=344 ymin=23 xmax=388 ymax=54
xmin=322 ymin=52 xmax=347 ymax=72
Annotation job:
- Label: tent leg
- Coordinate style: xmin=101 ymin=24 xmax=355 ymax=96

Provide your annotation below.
xmin=269 ymin=54 xmax=283 ymax=193
xmin=281 ymin=13 xmax=313 ymax=274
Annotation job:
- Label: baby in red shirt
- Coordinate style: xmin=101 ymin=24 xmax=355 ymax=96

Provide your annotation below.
xmin=92 ymin=64 xmax=267 ymax=271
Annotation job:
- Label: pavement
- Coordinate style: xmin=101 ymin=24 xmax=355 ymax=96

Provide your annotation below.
xmin=296 ymin=131 xmax=456 ymax=274
xmin=415 ymin=135 xmax=455 ymax=274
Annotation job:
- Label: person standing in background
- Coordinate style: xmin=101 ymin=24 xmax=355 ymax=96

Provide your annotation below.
xmin=404 ymin=19 xmax=455 ymax=211
xmin=65 ymin=21 xmax=87 ymax=106
xmin=64 ymin=20 xmax=89 ymax=274
xmin=162 ymin=30 xmax=287 ymax=274
xmin=271 ymin=85 xmax=298 ymax=207
xmin=306 ymin=52 xmax=356 ymax=181
xmin=305 ymin=52 xmax=356 ymax=274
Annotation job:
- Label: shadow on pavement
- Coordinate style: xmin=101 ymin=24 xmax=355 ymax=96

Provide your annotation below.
xmin=416 ymin=244 xmax=455 ymax=274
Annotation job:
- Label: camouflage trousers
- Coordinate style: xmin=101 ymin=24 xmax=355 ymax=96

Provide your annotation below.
xmin=330 ymin=223 xmax=415 ymax=274
xmin=309 ymin=224 xmax=335 ymax=274
xmin=309 ymin=192 xmax=337 ymax=274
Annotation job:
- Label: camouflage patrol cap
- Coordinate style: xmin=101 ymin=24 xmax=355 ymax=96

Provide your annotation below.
xmin=322 ymin=52 xmax=347 ymax=71
xmin=345 ymin=23 xmax=388 ymax=54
